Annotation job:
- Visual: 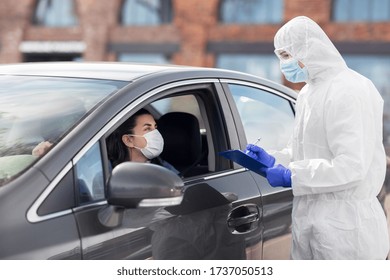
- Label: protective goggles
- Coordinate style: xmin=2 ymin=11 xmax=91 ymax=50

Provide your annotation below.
xmin=274 ymin=47 xmax=293 ymax=61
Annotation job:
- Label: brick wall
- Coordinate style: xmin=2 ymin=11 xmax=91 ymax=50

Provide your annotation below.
xmin=0 ymin=0 xmax=389 ymax=67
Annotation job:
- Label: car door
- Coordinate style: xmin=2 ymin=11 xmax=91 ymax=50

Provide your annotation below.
xmin=0 ymin=165 xmax=82 ymax=259
xmin=73 ymin=78 xmax=264 ymax=259
xmin=220 ymin=80 xmax=296 ymax=259
xmin=71 ymin=141 xmax=154 ymax=259
xmin=148 ymin=82 xmax=264 ymax=259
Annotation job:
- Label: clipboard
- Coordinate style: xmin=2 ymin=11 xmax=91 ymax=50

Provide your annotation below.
xmin=219 ymin=149 xmax=274 ymax=177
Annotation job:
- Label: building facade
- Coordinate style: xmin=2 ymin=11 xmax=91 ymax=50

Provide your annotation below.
xmin=0 ymin=1 xmax=389 ymax=74
xmin=1 ymin=0 xmax=390 ymax=143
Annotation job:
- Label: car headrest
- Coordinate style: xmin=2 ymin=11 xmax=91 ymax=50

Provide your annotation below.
xmin=158 ymin=112 xmax=202 ymax=170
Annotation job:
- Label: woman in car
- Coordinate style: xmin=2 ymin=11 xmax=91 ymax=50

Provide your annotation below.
xmin=107 ymin=108 xmax=178 ymax=174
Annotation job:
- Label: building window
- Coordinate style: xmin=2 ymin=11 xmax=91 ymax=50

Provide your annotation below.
xmin=216 ymin=54 xmax=282 ymax=83
xmin=219 ymin=0 xmax=283 ymax=24
xmin=23 ymin=53 xmax=82 ymax=62
xmin=120 ymin=0 xmax=173 ymax=26
xmin=343 ymin=55 xmax=390 ymax=147
xmin=109 ymin=42 xmax=178 ymax=63
xmin=32 ymin=0 xmax=79 ymax=27
xmin=20 ymin=41 xmax=84 ymax=62
xmin=118 ymin=53 xmax=169 ymax=64
xmin=332 ymin=0 xmax=390 ymax=22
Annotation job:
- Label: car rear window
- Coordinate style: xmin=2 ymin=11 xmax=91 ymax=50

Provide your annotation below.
xmin=0 ymin=75 xmax=126 ymax=185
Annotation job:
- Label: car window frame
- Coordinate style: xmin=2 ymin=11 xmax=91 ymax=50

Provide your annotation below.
xmin=26 ymin=78 xmax=256 ymax=223
xmin=102 ymin=80 xmax=235 ymax=182
xmin=220 ymin=79 xmax=296 ymax=150
xmin=74 ymin=78 xmax=231 ymax=207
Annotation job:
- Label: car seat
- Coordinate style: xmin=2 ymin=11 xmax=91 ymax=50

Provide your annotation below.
xmin=158 ymin=112 xmax=207 ymax=177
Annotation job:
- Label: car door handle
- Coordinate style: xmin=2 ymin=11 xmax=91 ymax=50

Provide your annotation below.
xmin=227 ymin=204 xmax=261 ymax=234
xmin=228 ymin=213 xmax=258 ymax=227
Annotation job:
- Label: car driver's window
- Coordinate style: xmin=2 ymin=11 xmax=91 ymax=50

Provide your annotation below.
xmin=228 ymin=84 xmax=294 ymax=151
xmin=151 ymin=95 xmax=210 ymax=177
xmin=74 ymin=142 xmax=105 ymax=204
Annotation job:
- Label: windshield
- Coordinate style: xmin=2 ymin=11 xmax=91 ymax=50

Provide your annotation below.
xmin=0 ymin=75 xmax=126 ymax=184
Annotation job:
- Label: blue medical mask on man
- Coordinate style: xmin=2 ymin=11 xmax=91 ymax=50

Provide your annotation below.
xmin=280 ymin=58 xmax=308 ymax=83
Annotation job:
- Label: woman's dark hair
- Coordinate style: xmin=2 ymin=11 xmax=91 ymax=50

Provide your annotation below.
xmin=106 ymin=108 xmax=151 ymax=168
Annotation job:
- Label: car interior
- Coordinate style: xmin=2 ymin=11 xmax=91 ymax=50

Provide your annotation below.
xmin=157 ymin=111 xmax=208 ymax=178
xmin=104 ymin=88 xmax=221 ymax=182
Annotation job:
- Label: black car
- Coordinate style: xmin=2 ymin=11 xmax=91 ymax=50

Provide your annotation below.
xmin=0 ymin=62 xmax=299 ymax=259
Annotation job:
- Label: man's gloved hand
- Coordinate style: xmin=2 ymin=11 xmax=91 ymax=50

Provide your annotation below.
xmin=245 ymin=144 xmax=275 ymax=167
xmin=265 ymin=164 xmax=292 ymax=188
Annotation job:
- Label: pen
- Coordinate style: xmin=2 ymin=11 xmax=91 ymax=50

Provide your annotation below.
xmin=245 ymin=137 xmax=261 ymax=154
xmin=253 ymin=137 xmax=261 ymax=146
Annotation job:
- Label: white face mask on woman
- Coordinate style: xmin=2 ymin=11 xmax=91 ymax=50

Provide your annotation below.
xmin=129 ymin=129 xmax=164 ymax=159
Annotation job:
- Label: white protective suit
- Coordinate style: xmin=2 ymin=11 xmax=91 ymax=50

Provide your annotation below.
xmin=273 ymin=16 xmax=390 ymax=259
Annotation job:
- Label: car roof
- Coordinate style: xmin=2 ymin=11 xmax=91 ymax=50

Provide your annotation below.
xmin=0 ymin=62 xmax=297 ymax=99
xmin=0 ymin=62 xmax=181 ymax=81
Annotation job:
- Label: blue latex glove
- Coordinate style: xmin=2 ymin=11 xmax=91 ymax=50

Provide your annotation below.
xmin=245 ymin=144 xmax=275 ymax=168
xmin=265 ymin=164 xmax=292 ymax=188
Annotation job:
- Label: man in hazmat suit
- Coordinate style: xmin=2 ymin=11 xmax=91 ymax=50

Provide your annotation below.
xmin=246 ymin=16 xmax=389 ymax=259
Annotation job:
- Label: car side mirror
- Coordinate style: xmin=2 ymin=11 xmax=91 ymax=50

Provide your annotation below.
xmin=98 ymin=162 xmax=184 ymax=228
xmin=107 ymin=161 xmax=184 ymax=208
